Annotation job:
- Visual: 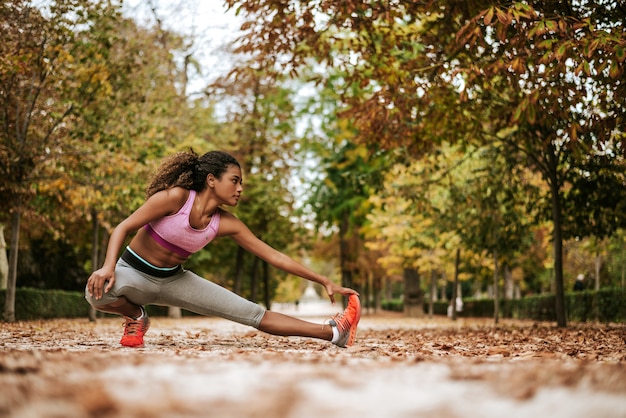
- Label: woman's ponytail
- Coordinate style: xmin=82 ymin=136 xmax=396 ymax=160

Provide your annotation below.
xmin=146 ymin=150 xmax=199 ymax=197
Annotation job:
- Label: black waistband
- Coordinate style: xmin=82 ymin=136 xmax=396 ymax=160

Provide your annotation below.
xmin=121 ymin=248 xmax=182 ymax=278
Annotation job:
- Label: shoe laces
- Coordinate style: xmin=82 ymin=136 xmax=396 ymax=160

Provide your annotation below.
xmin=330 ymin=310 xmax=352 ymax=332
xmin=123 ymin=318 xmax=145 ymax=336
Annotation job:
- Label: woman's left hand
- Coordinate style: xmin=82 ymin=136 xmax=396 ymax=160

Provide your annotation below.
xmin=324 ymin=281 xmax=359 ymax=305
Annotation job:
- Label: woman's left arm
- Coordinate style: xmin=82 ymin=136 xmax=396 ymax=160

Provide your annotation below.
xmin=221 ymin=213 xmax=358 ymax=303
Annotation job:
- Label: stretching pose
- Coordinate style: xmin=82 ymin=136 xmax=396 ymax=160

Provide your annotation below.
xmin=85 ymin=150 xmax=361 ymax=348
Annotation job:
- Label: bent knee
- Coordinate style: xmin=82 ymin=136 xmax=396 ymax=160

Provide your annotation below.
xmin=85 ymin=288 xmax=123 ymax=309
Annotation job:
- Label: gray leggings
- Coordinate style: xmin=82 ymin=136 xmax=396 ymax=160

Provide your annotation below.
xmin=85 ymin=257 xmax=266 ymax=328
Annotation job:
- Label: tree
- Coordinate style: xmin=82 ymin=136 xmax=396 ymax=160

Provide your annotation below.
xmin=206 ymin=59 xmax=300 ymax=305
xmin=2 ymin=6 xmax=195 ymax=323
xmin=226 ymin=0 xmax=626 ymax=327
xmin=365 ymin=152 xmax=460 ymax=318
xmin=0 ymin=225 xmax=8 ymax=290
xmin=0 ymin=0 xmax=124 ymax=321
xmin=455 ymin=2 xmax=626 ymax=326
xmin=606 ymin=229 xmax=626 ymax=290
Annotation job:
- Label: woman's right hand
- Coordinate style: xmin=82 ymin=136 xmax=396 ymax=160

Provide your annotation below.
xmin=87 ymin=266 xmax=115 ymax=300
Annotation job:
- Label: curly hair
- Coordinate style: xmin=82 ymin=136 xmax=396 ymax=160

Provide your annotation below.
xmin=146 ymin=150 xmax=241 ymax=198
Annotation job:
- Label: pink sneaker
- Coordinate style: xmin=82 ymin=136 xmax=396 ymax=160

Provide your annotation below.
xmin=329 ymin=294 xmax=361 ymax=347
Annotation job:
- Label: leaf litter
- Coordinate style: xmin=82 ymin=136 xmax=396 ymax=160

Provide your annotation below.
xmin=0 ymin=312 xmax=624 ymax=418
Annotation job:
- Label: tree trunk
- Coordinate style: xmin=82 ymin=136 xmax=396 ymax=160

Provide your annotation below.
xmin=262 ymin=260 xmax=271 ymax=310
xmin=503 ymin=263 xmax=514 ymax=318
xmin=0 ymin=224 xmax=8 ymax=290
xmin=250 ymin=256 xmax=259 ymax=302
xmin=504 ymin=264 xmax=514 ymax=300
xmin=373 ymin=274 xmax=382 ymax=313
xmin=440 ymin=274 xmax=447 ymax=302
xmin=451 ymin=248 xmax=460 ymax=321
xmin=89 ymin=210 xmax=99 ymax=322
xmin=99 ymin=230 xmax=108 ymax=269
xmin=428 ymin=270 xmax=436 ymax=318
xmin=233 ymin=246 xmax=245 ymax=294
xmin=384 ymin=276 xmax=392 ymax=301
xmin=339 ymin=210 xmax=355 ymax=308
xmin=4 ymin=207 xmax=21 ymax=322
xmin=403 ymin=267 xmax=423 ymax=318
xmin=550 ymin=175 xmax=567 ymax=327
xmin=493 ymin=250 xmax=499 ymax=325
xmin=339 ymin=210 xmax=353 ymax=291
xmin=364 ymin=272 xmax=371 ymax=314
xmin=594 ymin=250 xmax=601 ymax=291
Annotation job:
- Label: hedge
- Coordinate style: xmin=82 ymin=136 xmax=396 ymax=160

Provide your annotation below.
xmin=0 ymin=288 xmax=199 ymax=321
xmin=383 ymin=287 xmax=625 ymax=323
xmin=0 ymin=288 xmax=91 ymax=320
xmin=1 ymin=287 xmax=624 ymax=322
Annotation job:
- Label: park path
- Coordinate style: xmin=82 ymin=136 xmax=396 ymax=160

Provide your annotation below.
xmin=1 ymin=309 xmax=624 ymax=418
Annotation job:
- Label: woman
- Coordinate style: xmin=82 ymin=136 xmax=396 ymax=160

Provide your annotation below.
xmin=86 ymin=150 xmax=361 ymax=348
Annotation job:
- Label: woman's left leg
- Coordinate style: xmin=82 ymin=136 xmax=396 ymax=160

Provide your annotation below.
xmin=257 ymin=310 xmax=332 ymax=340
xmin=257 ymin=298 xmax=362 ymax=347
xmin=159 ymin=270 xmax=361 ymax=344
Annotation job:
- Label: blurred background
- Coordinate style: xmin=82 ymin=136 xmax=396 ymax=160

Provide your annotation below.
xmin=1 ymin=0 xmax=624 ymax=325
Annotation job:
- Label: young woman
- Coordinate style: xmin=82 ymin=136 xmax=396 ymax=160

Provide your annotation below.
xmin=85 ymin=150 xmax=361 ymax=348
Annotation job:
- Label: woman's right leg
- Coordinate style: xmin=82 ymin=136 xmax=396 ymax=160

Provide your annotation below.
xmin=92 ymin=296 xmax=142 ymax=319
xmin=85 ymin=260 xmax=158 ymax=347
xmin=85 ymin=257 xmax=163 ymax=312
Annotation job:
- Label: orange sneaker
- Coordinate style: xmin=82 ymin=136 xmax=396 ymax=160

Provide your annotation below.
xmin=120 ymin=309 xmax=150 ymax=348
xmin=329 ymin=294 xmax=361 ymax=347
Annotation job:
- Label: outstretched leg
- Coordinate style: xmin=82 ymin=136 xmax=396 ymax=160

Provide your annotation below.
xmin=258 ymin=310 xmax=333 ymax=340
xmin=258 ymin=294 xmax=361 ymax=347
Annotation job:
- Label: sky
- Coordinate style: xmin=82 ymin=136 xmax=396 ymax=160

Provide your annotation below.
xmin=122 ymin=0 xmax=243 ymax=97
xmin=121 ymin=1 xmax=320 ymax=217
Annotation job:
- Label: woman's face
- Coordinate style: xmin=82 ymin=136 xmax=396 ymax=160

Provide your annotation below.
xmin=214 ymin=164 xmax=243 ymax=206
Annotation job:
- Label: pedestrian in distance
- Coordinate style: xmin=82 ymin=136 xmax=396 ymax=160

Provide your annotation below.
xmin=85 ymin=150 xmax=361 ymax=348
xmin=574 ymin=274 xmax=585 ymax=291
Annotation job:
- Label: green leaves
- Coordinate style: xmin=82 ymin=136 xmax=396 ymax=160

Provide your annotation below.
xmin=554 ymin=43 xmax=569 ymax=61
xmin=616 ymin=45 xmax=625 ymax=63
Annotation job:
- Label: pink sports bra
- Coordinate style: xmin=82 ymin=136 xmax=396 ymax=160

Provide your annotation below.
xmin=145 ymin=190 xmax=221 ymax=257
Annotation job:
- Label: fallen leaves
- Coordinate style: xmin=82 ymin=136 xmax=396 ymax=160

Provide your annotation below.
xmin=0 ymin=314 xmax=624 ymax=418
xmin=1 ymin=315 xmax=624 ymax=363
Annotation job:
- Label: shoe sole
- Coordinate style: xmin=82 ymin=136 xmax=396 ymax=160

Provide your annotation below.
xmin=346 ymin=294 xmax=361 ymax=347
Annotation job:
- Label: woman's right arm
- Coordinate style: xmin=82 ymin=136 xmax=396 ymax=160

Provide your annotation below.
xmin=87 ymin=188 xmax=187 ymax=300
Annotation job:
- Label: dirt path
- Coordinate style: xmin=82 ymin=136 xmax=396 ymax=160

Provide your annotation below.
xmin=1 ymin=313 xmax=624 ymax=418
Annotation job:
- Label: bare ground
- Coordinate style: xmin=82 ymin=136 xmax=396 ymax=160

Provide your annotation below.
xmin=1 ymin=311 xmax=624 ymax=418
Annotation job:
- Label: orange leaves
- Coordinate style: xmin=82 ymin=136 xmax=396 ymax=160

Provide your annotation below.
xmin=456 ymin=17 xmax=484 ymax=47
xmin=509 ymin=57 xmax=526 ymax=74
xmin=483 ymin=7 xmax=495 ymax=26
xmin=474 ymin=3 xmax=537 ymax=44
xmin=2 ymin=316 xmax=625 ymax=364
xmin=529 ymin=19 xmax=560 ymax=38
xmin=570 ymin=123 xmax=579 ymax=142
xmin=496 ymin=8 xmax=513 ymax=26
xmin=482 ymin=3 xmax=535 ymax=28
xmin=1 ymin=316 xmax=624 ymax=418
